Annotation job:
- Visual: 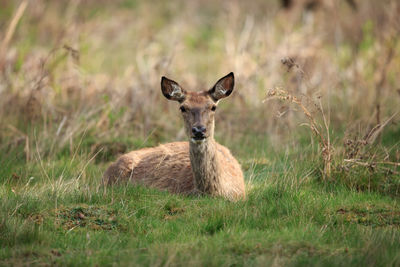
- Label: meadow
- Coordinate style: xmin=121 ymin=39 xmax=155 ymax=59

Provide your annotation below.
xmin=0 ymin=0 xmax=399 ymax=266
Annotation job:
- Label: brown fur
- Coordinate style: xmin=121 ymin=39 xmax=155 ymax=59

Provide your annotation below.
xmin=103 ymin=73 xmax=245 ymax=201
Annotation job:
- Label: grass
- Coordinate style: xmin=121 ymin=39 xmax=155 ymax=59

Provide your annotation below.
xmin=1 ymin=0 xmax=400 ymax=265
xmin=0 ymin=134 xmax=399 ymax=266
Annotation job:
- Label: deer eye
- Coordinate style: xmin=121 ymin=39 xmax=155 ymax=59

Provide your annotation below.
xmin=211 ymin=106 xmax=217 ymax=111
xmin=180 ymin=106 xmax=186 ymax=112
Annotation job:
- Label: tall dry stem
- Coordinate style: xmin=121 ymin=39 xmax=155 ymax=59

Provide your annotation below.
xmin=0 ymin=0 xmax=28 ymax=72
xmin=264 ymin=88 xmax=333 ymax=180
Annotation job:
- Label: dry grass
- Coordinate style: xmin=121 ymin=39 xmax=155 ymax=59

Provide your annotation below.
xmin=264 ymin=85 xmax=333 ymax=179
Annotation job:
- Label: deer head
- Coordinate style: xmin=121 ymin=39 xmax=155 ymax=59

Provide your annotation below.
xmin=161 ymin=72 xmax=235 ymax=144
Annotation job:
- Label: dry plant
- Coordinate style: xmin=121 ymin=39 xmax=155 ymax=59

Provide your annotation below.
xmin=264 ymin=86 xmax=333 ymax=180
xmin=343 ymin=113 xmax=399 ymax=176
xmin=265 ymin=49 xmax=399 ymax=184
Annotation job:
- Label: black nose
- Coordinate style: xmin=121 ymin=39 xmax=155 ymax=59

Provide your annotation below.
xmin=192 ymin=126 xmax=206 ymax=137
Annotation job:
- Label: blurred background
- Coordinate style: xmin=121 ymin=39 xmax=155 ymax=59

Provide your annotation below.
xmin=0 ymin=0 xmax=399 ymax=165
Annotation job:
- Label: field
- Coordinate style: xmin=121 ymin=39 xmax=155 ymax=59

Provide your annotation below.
xmin=0 ymin=0 xmax=399 ymax=266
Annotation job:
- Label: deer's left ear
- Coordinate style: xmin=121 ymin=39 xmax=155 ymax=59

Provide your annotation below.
xmin=208 ymin=72 xmax=234 ymax=102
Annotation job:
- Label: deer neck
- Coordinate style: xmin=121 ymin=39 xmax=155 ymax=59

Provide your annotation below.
xmin=189 ymin=137 xmax=223 ymax=195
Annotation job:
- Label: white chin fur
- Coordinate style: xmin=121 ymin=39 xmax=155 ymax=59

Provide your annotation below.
xmin=191 ymin=138 xmax=206 ymax=144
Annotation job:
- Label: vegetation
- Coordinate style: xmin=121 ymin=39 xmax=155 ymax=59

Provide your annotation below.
xmin=0 ymin=0 xmax=399 ymax=265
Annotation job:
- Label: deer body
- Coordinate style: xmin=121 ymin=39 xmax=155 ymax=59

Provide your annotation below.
xmin=103 ymin=73 xmax=245 ymax=200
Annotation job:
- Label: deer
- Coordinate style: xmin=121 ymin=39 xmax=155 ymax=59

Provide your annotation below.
xmin=102 ymin=72 xmax=245 ymax=201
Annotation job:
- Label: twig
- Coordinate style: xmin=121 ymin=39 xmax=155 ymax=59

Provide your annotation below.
xmin=0 ymin=0 xmax=28 ymax=71
xmin=364 ymin=112 xmax=397 ymax=144
xmin=344 ymin=159 xmax=400 ymax=167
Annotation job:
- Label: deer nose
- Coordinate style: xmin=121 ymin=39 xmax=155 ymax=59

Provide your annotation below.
xmin=192 ymin=126 xmax=206 ymax=137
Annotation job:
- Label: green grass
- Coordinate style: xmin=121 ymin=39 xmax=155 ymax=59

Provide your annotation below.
xmin=1 ymin=135 xmax=399 ymax=266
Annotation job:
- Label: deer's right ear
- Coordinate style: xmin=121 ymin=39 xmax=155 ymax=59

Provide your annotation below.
xmin=161 ymin=76 xmax=186 ymax=102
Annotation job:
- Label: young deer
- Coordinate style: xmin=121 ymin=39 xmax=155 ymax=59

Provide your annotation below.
xmin=103 ymin=73 xmax=245 ymax=200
